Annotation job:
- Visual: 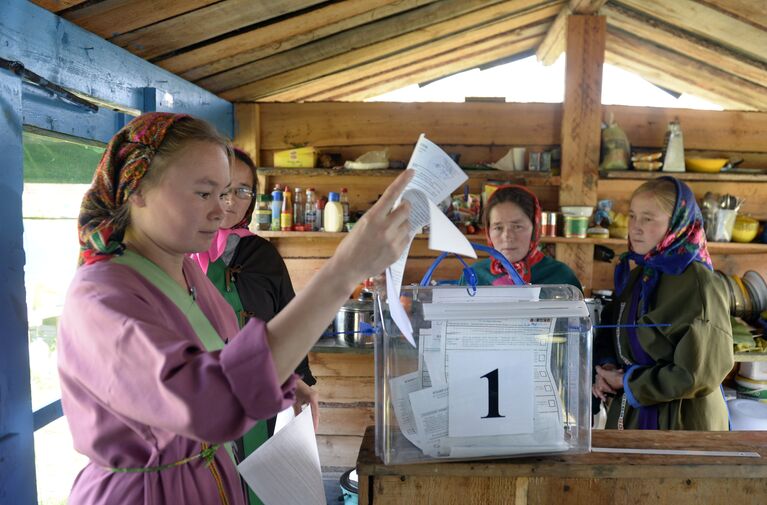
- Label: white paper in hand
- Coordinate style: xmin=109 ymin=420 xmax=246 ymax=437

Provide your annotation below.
xmin=236 ymin=407 xmax=325 ymax=505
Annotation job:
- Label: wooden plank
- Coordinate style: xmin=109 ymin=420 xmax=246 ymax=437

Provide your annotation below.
xmin=313 ymin=377 xmax=374 ymax=403
xmin=536 ymin=0 xmax=608 ymax=65
xmin=309 ymin=352 xmax=374 ymax=377
xmin=615 ymin=0 xmax=767 ymax=63
xmin=601 ymin=171 xmax=767 ymax=183
xmin=61 ymin=0 xmax=218 ymax=39
xmin=204 ymin=0 xmax=515 ymax=93
xmin=559 ymin=15 xmax=605 ymax=206
xmin=605 ymin=28 xmax=767 ymax=111
xmin=317 ymin=406 xmax=375 ymax=436
xmin=256 ymin=102 xmax=562 ymax=149
xmin=696 ymin=0 xmax=767 ymax=30
xmin=604 ymin=3 xmax=767 ymax=89
xmin=233 ymin=103 xmax=260 ymax=166
xmin=314 ymin=31 xmax=548 ymax=102
xmin=110 ymin=0 xmax=325 ymax=60
xmin=556 ymin=243 xmax=594 ymax=293
xmin=29 ymin=0 xmax=86 ymax=12
xmin=318 ymin=434 xmax=363 ymax=470
xmin=253 ymin=13 xmax=557 ymax=102
xmin=218 ymin=0 xmax=562 ymax=100
xmin=160 ymin=0 xmax=432 ymax=79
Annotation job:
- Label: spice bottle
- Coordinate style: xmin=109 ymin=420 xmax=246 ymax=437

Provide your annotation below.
xmin=340 ymin=187 xmax=350 ymax=226
xmin=304 ymin=188 xmax=317 ymax=231
xmin=281 ymin=186 xmax=293 ymax=231
xmin=270 ymin=189 xmax=282 ymax=231
xmin=293 ymin=187 xmax=305 ymax=230
xmin=324 ymin=192 xmax=344 ymax=232
xmin=316 ymin=196 xmax=326 ymax=231
xmin=254 ymin=194 xmax=272 ymax=231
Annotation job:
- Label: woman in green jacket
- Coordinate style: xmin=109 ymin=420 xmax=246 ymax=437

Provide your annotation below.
xmin=466 ymin=185 xmax=581 ymax=289
xmin=593 ymin=176 xmax=732 ymax=430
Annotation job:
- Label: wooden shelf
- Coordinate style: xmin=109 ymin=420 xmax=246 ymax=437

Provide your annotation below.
xmin=734 ymin=353 xmax=767 ymax=362
xmin=257 ymin=167 xmax=561 ymax=185
xmin=600 ymin=170 xmax=767 ymax=183
xmin=257 ymin=231 xmax=767 ymax=254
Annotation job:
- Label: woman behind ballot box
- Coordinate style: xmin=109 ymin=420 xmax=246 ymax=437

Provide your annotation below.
xmin=57 ymin=112 xmax=412 ymax=505
xmin=592 ymin=176 xmax=732 ymax=430
xmin=463 ymin=185 xmax=581 ymax=289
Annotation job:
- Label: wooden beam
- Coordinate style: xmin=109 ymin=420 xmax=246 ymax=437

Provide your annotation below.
xmin=109 ymin=0 xmax=326 ymax=60
xmin=221 ymin=1 xmax=562 ymax=101
xmin=159 ymin=0 xmax=432 ymax=79
xmin=204 ymin=0 xmax=540 ymax=95
xmin=233 ymin=103 xmax=260 ymax=167
xmin=604 ymin=3 xmax=767 ymax=89
xmin=695 ymin=0 xmax=767 ymax=30
xmin=61 ymin=0 xmax=218 ymax=39
xmin=29 ymin=0 xmax=87 ymax=12
xmin=614 ymin=0 xmax=767 ymax=64
xmin=536 ymin=0 xmax=607 ymax=65
xmin=605 ymin=28 xmax=767 ymax=110
xmin=316 ymin=32 xmax=546 ymax=102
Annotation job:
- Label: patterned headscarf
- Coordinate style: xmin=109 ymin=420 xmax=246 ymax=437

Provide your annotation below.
xmin=614 ymin=176 xmax=712 ymax=314
xmin=77 ymin=112 xmax=190 ymax=265
xmin=485 ymin=185 xmax=544 ymax=284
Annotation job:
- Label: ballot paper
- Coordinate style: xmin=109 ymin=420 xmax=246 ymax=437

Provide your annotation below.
xmin=386 ymin=134 xmax=476 ymax=346
xmin=237 ymin=407 xmax=325 ymax=505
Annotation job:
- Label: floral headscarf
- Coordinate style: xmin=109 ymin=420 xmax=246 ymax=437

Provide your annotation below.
xmin=485 ymin=185 xmax=544 ymax=284
xmin=77 ymin=112 xmax=190 ymax=265
xmin=614 ymin=176 xmax=712 ymax=314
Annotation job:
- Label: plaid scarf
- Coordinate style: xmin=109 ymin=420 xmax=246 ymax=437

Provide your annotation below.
xmin=77 ymin=112 xmax=189 ymax=265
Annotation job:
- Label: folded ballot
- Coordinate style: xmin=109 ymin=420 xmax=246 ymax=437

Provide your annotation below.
xmin=386 ymin=134 xmax=476 ymax=346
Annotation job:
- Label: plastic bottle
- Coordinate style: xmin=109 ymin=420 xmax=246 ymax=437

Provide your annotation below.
xmin=270 ymin=189 xmax=283 ymax=231
xmin=324 ymin=192 xmax=344 ymax=232
xmin=254 ymin=194 xmax=272 ymax=231
xmin=340 ymin=187 xmax=350 ymax=227
xmin=281 ymin=186 xmax=293 ymax=231
xmin=293 ymin=187 xmax=305 ymax=230
xmin=316 ymin=196 xmax=326 ymax=231
xmin=304 ymin=188 xmax=317 ymax=231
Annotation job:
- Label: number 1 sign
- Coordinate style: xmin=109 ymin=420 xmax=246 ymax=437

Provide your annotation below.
xmin=447 ymin=350 xmax=535 ymax=437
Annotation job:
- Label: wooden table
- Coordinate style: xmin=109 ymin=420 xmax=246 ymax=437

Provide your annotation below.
xmin=356 ymin=426 xmax=767 ymax=504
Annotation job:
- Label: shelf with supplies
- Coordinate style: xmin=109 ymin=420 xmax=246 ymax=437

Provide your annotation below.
xmin=256 ymin=231 xmax=767 ymax=255
xmin=600 ymin=170 xmax=767 ymax=183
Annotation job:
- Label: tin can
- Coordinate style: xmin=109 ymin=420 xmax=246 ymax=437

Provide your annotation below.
xmin=529 ymin=151 xmax=542 ymax=171
xmin=541 ymin=212 xmax=557 ymax=237
xmin=563 ymin=215 xmax=588 ymax=238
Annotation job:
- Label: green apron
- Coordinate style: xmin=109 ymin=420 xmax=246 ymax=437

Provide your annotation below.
xmin=206 ymin=258 xmax=269 ymax=505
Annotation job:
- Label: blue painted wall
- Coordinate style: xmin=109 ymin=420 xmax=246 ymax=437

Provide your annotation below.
xmin=0 ymin=1 xmax=233 ymax=502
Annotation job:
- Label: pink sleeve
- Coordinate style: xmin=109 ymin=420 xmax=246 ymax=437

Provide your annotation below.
xmin=59 ymin=277 xmax=296 ymax=444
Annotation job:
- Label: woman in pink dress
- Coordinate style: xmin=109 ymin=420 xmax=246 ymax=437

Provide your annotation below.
xmin=58 ymin=112 xmax=412 ymax=504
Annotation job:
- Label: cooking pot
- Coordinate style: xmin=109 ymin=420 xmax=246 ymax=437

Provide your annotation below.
xmin=334 ymin=299 xmax=375 ymax=347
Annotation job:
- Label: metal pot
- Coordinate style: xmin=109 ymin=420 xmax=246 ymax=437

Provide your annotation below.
xmin=334 ymin=299 xmax=375 ymax=347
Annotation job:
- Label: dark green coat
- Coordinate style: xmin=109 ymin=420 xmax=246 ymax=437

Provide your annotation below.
xmin=595 ymin=262 xmax=733 ymax=430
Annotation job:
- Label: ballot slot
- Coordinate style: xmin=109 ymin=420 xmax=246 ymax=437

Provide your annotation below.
xmin=374 ymin=284 xmax=592 ymax=464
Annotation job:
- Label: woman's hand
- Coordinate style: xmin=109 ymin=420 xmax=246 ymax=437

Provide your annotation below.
xmin=593 ymin=365 xmax=624 ymax=401
xmin=293 ymin=379 xmax=319 ymax=432
xmin=330 ymin=170 xmax=413 ymax=283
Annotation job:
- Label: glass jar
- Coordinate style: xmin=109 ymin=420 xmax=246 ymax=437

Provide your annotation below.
xmin=254 ymin=194 xmax=272 ymax=231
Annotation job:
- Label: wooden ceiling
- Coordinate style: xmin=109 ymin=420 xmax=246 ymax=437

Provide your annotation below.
xmin=33 ymin=0 xmax=767 ymax=110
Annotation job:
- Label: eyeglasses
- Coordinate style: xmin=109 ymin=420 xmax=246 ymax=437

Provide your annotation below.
xmin=222 ymin=188 xmax=255 ymax=201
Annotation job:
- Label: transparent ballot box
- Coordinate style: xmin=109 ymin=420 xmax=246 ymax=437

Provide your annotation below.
xmin=374 ymin=284 xmax=592 ymax=464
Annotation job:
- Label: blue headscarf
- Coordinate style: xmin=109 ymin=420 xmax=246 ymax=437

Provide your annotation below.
xmin=614 ymin=176 xmax=712 ymax=315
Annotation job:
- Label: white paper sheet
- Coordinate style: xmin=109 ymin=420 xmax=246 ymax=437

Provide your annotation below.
xmin=385 ymin=134 xmax=475 ymax=346
xmin=237 ymin=407 xmax=325 ymax=505
xmin=409 ymin=386 xmax=449 ymax=457
xmin=389 ymin=371 xmax=424 ymax=449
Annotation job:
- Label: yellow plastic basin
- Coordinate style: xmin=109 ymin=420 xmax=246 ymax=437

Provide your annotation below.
xmin=685 ymin=157 xmax=728 ymax=173
xmin=732 ymin=216 xmax=759 ymax=243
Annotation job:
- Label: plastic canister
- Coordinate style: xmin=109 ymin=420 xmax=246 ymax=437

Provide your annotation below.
xmin=324 ymin=192 xmax=344 ymax=232
xmin=563 ymin=215 xmax=588 ymax=238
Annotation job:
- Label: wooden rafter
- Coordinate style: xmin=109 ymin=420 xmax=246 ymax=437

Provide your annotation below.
xmin=606 ymin=28 xmax=767 ymax=110
xmin=157 ymin=0 xmax=430 ymax=79
xmin=199 ymin=0 xmax=532 ymax=93
xmin=604 ymin=3 xmax=767 ymax=90
xmin=220 ymin=0 xmax=563 ymax=101
xmin=695 ymin=0 xmax=767 ymax=30
xmin=536 ymin=0 xmax=607 ymax=65
xmin=109 ymin=0 xmax=326 ymax=60
xmin=29 ymin=0 xmax=87 ymax=12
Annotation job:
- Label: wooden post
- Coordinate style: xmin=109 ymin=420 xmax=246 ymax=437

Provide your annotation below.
xmin=234 ymin=102 xmax=260 ymax=165
xmin=558 ymin=14 xmax=605 ymax=293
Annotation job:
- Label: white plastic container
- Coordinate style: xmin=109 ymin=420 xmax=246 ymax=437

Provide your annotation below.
xmin=740 ymin=361 xmax=767 ymax=381
xmin=324 ymin=192 xmax=344 ymax=232
xmin=728 ymin=399 xmax=767 ymax=430
xmin=374 ymin=284 xmax=592 ymax=464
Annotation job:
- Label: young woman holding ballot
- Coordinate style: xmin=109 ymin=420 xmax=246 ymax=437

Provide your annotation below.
xmin=592 ymin=177 xmax=732 ymax=430
xmin=58 ymin=112 xmax=412 ymax=504
xmin=465 ymin=185 xmax=581 ymax=289
xmin=192 ymin=148 xmax=318 ymax=505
